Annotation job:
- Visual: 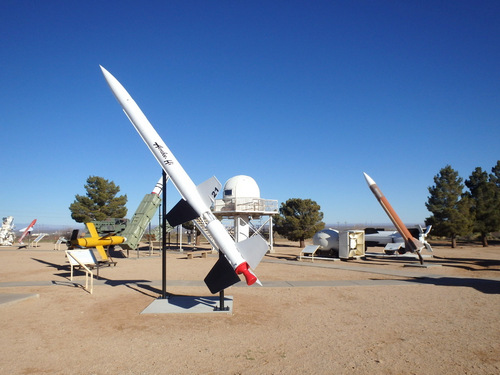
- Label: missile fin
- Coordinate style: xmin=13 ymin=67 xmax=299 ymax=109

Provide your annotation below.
xmin=204 ymin=256 xmax=241 ymax=294
xmin=165 ymin=176 xmax=221 ymax=227
xmin=86 ymin=222 xmax=100 ymax=239
xmin=166 ymin=199 xmax=198 ymax=227
xmin=95 ymin=245 xmax=109 ymax=261
xmin=196 ymin=176 xmax=222 ymax=208
xmin=235 ymin=235 xmax=268 ymax=269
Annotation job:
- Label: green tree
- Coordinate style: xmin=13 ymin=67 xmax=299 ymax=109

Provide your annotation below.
xmin=490 ymin=160 xmax=500 ymax=187
xmin=489 ymin=161 xmax=500 ymax=225
xmin=464 ymin=165 xmax=500 ymax=247
xmin=274 ymin=198 xmax=325 ymax=248
xmin=425 ymin=165 xmax=473 ymax=248
xmin=69 ymin=176 xmax=128 ymax=223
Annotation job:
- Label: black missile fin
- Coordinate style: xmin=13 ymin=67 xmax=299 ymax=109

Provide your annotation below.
xmin=204 ymin=256 xmax=241 ymax=294
xmin=166 ymin=199 xmax=199 ymax=227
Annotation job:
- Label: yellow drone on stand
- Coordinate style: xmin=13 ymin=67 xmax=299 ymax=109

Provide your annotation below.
xmin=69 ymin=222 xmax=125 ymax=264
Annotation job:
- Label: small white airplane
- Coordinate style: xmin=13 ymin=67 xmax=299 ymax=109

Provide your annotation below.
xmin=364 ymin=225 xmax=433 ymax=255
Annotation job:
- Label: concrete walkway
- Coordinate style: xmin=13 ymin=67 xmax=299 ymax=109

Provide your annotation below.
xmin=0 ymin=293 xmax=39 ymax=307
xmin=1 ymin=257 xmax=499 ymax=308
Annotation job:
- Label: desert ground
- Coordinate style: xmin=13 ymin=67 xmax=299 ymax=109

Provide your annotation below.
xmin=0 ymin=238 xmax=499 ymax=375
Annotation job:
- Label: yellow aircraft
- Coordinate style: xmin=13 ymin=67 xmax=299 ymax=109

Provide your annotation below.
xmin=69 ymin=222 xmax=125 ymax=261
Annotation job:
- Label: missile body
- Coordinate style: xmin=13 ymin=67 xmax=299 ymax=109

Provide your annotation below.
xmin=363 ymin=172 xmax=424 ymax=263
xmin=75 ymin=236 xmax=125 ymax=248
xmin=69 ymin=222 xmax=125 ymax=260
xmin=101 ymin=66 xmax=267 ymax=292
xmin=18 ymin=219 xmax=36 ymax=243
xmin=150 ymin=177 xmax=164 ymax=196
xmin=120 ymin=176 xmax=164 ymax=251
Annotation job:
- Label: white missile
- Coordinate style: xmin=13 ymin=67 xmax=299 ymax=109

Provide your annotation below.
xmin=151 ymin=176 xmax=164 ymax=196
xmin=100 ymin=65 xmax=268 ymax=293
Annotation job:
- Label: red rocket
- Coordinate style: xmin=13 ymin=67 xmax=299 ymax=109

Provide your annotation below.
xmin=18 ymin=219 xmax=36 ymax=244
xmin=363 ymin=172 xmax=424 ymax=264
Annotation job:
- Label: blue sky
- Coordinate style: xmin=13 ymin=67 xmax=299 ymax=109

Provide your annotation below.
xmin=1 ymin=1 xmax=499 ymax=229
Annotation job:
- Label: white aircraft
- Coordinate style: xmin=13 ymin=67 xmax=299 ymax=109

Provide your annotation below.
xmin=364 ymin=225 xmax=433 ymax=255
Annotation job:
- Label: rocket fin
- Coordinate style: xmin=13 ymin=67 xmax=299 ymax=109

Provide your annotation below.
xmin=166 ymin=199 xmax=198 ymax=227
xmin=405 ymin=237 xmax=424 ymax=253
xmin=86 ymin=222 xmax=100 ymax=239
xmin=166 ymin=176 xmax=221 ymax=227
xmin=204 ymin=256 xmax=241 ymax=294
xmin=70 ymin=229 xmax=79 ymax=242
xmin=95 ymin=245 xmax=109 ymax=261
xmin=235 ymin=235 xmax=268 ymax=269
xmin=85 ymin=223 xmax=109 ymax=260
xmin=196 ymin=176 xmax=222 ymax=208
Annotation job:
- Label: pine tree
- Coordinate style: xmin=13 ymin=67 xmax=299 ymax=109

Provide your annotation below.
xmin=425 ymin=165 xmax=473 ymax=248
xmin=465 ymin=165 xmax=500 ymax=247
xmin=274 ymin=198 xmax=325 ymax=247
xmin=490 ymin=160 xmax=500 ymax=187
xmin=69 ymin=176 xmax=128 ymax=223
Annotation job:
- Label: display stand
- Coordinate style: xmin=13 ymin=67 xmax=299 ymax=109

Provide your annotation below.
xmin=214 ymin=251 xmax=230 ymax=311
xmin=142 ymin=170 xmax=233 ymax=314
xmin=161 ymin=170 xmax=169 ymax=300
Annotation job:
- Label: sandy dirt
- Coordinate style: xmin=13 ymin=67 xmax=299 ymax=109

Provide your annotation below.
xmin=0 ymin=240 xmax=499 ymax=374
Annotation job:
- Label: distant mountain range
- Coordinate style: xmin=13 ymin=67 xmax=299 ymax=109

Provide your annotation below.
xmin=14 ymin=222 xmax=429 ymax=235
xmin=14 ymin=223 xmax=85 ymax=234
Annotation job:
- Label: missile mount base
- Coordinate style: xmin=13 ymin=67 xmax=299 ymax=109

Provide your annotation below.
xmin=141 ymin=295 xmax=233 ymax=314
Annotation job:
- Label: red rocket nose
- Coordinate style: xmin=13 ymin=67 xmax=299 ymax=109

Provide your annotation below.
xmin=235 ymin=262 xmax=257 ymax=286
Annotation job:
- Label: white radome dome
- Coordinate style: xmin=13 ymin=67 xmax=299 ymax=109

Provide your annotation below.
xmin=223 ymin=175 xmax=260 ymax=200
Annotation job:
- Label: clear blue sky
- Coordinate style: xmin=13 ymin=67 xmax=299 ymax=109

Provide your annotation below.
xmin=1 ymin=1 xmax=499 ymax=230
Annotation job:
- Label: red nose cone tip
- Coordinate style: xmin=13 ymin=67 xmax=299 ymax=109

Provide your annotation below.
xmin=235 ymin=262 xmax=257 ymax=286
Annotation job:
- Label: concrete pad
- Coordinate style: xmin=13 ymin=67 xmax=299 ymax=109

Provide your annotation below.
xmin=404 ymin=263 xmax=442 ymax=268
xmin=141 ymin=295 xmax=233 ymax=314
xmin=365 ymin=252 xmax=433 ymax=260
xmin=0 ymin=293 xmax=39 ymax=307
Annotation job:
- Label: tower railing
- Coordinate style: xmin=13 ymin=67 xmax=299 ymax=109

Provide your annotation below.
xmin=212 ymin=197 xmax=278 ymax=214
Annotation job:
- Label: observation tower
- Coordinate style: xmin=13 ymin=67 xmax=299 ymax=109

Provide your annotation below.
xmin=212 ymin=175 xmax=279 ymax=252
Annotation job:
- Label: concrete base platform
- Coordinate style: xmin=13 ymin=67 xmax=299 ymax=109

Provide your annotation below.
xmin=141 ymin=295 xmax=233 ymax=315
xmin=403 ymin=263 xmax=442 ymax=268
xmin=298 ymin=256 xmax=340 ymax=262
xmin=0 ymin=293 xmax=39 ymax=307
xmin=365 ymin=252 xmax=433 ymax=260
